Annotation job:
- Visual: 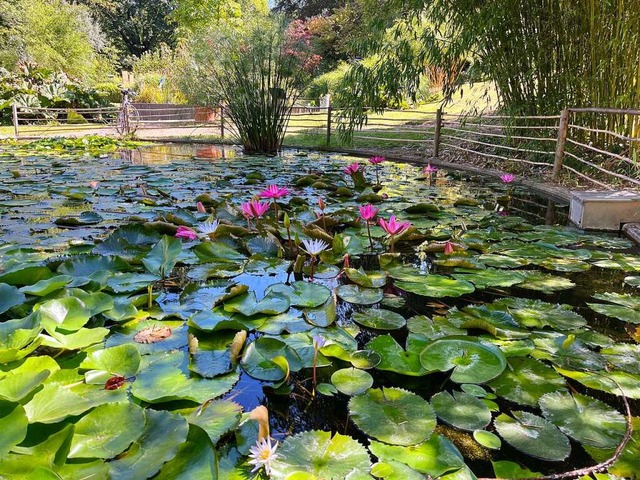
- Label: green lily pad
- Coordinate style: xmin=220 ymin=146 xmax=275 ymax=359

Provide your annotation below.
xmin=109 ymin=409 xmax=189 ymax=480
xmin=266 ymin=281 xmax=332 ymax=308
xmin=491 ymin=460 xmax=542 ymax=478
xmin=142 ymin=235 xmax=182 ymax=277
xmin=452 ymin=268 xmax=525 ymax=289
xmin=487 ymin=297 xmax=586 ymax=330
xmin=19 ymin=275 xmax=72 ymax=296
xmin=488 ymin=357 xmax=566 ymax=406
xmin=366 ymin=334 xmax=430 ymax=376
xmin=224 ymin=291 xmax=290 ymax=316
xmin=0 ymin=400 xmax=28 ymax=457
xmin=430 ymin=391 xmax=492 ymax=431
xmin=155 ymin=425 xmax=218 ymax=479
xmin=0 ymin=283 xmax=26 ymax=315
xmin=494 ymin=411 xmax=570 ymax=461
xmin=588 ymin=292 xmax=640 ymax=324
xmin=601 ymin=343 xmax=640 ymax=375
xmin=368 ymin=436 xmax=465 ymax=477
xmin=554 ymin=366 xmax=640 ymax=399
xmin=80 ymin=344 xmax=141 ymax=379
xmin=539 ymin=391 xmax=626 ymax=448
xmin=336 ymin=284 xmax=383 ymax=305
xmin=37 ymin=297 xmax=92 ymax=333
xmin=186 ymin=399 xmax=243 ymax=444
xmin=349 ymin=387 xmax=436 ymax=445
xmin=353 ymin=308 xmax=406 ymax=330
xmin=69 ymin=402 xmax=145 ymax=458
xmin=473 ymin=430 xmax=501 ymax=450
xmin=517 ymin=271 xmax=575 ymax=294
xmin=240 ymin=337 xmax=302 ymax=381
xmin=419 ymin=336 xmax=507 ymax=383
xmin=270 ymin=430 xmax=372 ymax=480
xmin=344 ymin=268 xmax=388 ymax=288
xmin=331 ymin=367 xmax=373 ymax=396
xmin=395 ymin=277 xmax=475 ymax=298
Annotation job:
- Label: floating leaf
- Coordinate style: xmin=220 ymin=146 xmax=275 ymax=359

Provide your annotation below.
xmin=517 ymin=271 xmax=575 ymax=293
xmin=494 ymin=411 xmax=570 ymax=461
xmin=430 ymin=391 xmax=492 ymax=431
xmin=270 ymin=431 xmax=372 ymax=480
xmin=344 ymin=268 xmax=387 ymax=288
xmin=368 ymin=436 xmax=465 ymax=477
xmin=240 ymin=337 xmax=302 ymax=381
xmin=336 ymin=284 xmax=383 ymax=305
xmin=487 ymin=297 xmax=586 ymax=330
xmin=349 ymin=387 xmax=436 ymax=445
xmin=19 ymin=275 xmax=72 ymax=297
xmin=395 ymin=277 xmax=475 ymax=298
xmin=142 ymin=235 xmax=182 ymax=277
xmin=37 ymin=297 xmax=91 ymax=333
xmin=473 ymin=430 xmax=501 ymax=450
xmin=419 ymin=336 xmax=507 ymax=383
xmin=538 ymin=391 xmax=626 ymax=448
xmin=69 ymin=402 xmax=145 ymax=458
xmin=452 ymin=268 xmax=525 ymax=289
xmin=353 ymin=308 xmax=406 ymax=330
xmin=366 ymin=334 xmax=430 ymax=376
xmin=588 ymin=292 xmax=640 ymax=324
xmin=266 ymin=281 xmax=331 ymax=308
xmin=0 ymin=400 xmax=28 ymax=457
xmin=186 ymin=399 xmax=243 ymax=444
xmin=331 ymin=367 xmax=373 ymax=396
xmin=0 ymin=283 xmax=26 ymax=315
xmin=109 ymin=409 xmax=189 ymax=480
xmin=488 ymin=357 xmax=566 ymax=406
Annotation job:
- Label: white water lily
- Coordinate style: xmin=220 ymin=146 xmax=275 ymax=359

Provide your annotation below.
xmin=301 ymin=238 xmax=329 ymax=256
xmin=197 ymin=219 xmax=220 ymax=236
xmin=247 ymin=437 xmax=279 ymax=476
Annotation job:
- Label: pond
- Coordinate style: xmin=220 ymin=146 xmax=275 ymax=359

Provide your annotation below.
xmin=0 ymin=141 xmax=639 ymax=479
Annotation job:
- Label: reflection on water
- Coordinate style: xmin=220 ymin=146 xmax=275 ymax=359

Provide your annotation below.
xmin=118 ymin=143 xmax=239 ymax=165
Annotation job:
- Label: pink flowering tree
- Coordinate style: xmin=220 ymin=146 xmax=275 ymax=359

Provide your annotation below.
xmin=200 ymin=17 xmax=321 ymax=155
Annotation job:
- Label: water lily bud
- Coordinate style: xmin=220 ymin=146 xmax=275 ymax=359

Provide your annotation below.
xmin=318 ymin=197 xmax=326 ymax=211
xmin=283 ymin=212 xmax=290 ymax=229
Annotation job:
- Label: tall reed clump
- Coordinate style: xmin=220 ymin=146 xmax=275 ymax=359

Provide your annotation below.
xmin=197 ymin=17 xmax=321 ymax=155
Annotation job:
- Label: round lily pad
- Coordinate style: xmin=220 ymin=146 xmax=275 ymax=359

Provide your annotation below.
xmin=349 ymin=387 xmax=436 ymax=445
xmin=487 ymin=356 xmax=566 ymax=406
xmin=419 ymin=336 xmax=507 ymax=384
xmin=539 ymin=391 xmax=626 ymax=448
xmin=395 ymin=277 xmax=475 ymax=298
xmin=330 ymin=368 xmax=373 ymax=396
xmin=473 ymin=430 xmax=501 ymax=450
xmin=353 ymin=308 xmax=406 ymax=330
xmin=336 ymin=284 xmax=383 ymax=305
xmin=430 ymin=391 xmax=491 ymax=431
xmin=269 ymin=430 xmax=371 ymax=480
xmin=494 ymin=411 xmax=571 ymax=461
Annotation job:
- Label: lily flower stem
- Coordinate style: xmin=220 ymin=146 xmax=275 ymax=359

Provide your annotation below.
xmin=247 ymin=218 xmax=251 ymax=230
xmin=312 ymin=349 xmax=318 ymax=396
xmin=273 ymin=201 xmax=278 ymax=222
xmin=390 ymin=234 xmax=395 ymax=253
xmin=286 ymin=226 xmax=293 ymax=255
xmin=147 ymin=284 xmax=153 ymax=309
xmin=310 ymin=255 xmax=316 ymax=281
xmin=366 ymin=221 xmax=374 ymax=251
xmin=321 ymin=214 xmax=326 ymax=232
xmin=375 ymin=166 xmax=380 ymax=184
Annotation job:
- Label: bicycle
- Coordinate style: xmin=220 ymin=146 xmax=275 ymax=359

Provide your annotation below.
xmin=116 ymin=89 xmax=140 ymax=136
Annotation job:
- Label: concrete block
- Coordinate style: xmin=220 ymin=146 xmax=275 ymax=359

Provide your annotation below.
xmin=569 ymin=190 xmax=640 ymax=231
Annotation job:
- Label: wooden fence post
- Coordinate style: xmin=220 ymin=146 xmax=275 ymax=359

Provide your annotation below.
xmin=326 ymin=103 xmax=332 ymax=146
xmin=12 ymin=104 xmax=19 ymax=139
xmin=220 ymin=105 xmax=225 ymax=141
xmin=432 ymin=107 xmax=443 ymax=157
xmin=553 ymin=108 xmax=570 ymax=181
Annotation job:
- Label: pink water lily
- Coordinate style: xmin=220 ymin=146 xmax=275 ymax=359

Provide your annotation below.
xmin=379 ymin=216 xmax=411 ymax=236
xmin=196 ymin=201 xmax=206 ymax=213
xmin=368 ymin=156 xmax=385 ymax=165
xmin=360 ymin=204 xmax=379 ymax=250
xmin=260 ymin=185 xmax=289 ymax=199
xmin=379 ymin=216 xmax=411 ymax=253
xmin=343 ymin=163 xmax=360 ymax=175
xmin=89 ymin=181 xmax=99 ymax=189
xmin=260 ymin=185 xmax=288 ymax=221
xmin=175 ymin=226 xmax=198 ymax=241
xmin=242 ymin=200 xmax=270 ymax=218
xmin=500 ymin=173 xmax=516 ymax=183
xmin=359 ymin=204 xmax=379 ymax=221
xmin=423 ymin=164 xmax=438 ymax=174
xmin=444 ymin=241 xmax=455 ymax=255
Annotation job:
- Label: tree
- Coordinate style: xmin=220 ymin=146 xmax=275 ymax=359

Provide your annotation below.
xmin=171 ymin=0 xmax=268 ymax=35
xmin=75 ymin=0 xmax=178 ymax=66
xmin=274 ymin=0 xmax=345 ymax=19
xmin=0 ymin=0 xmax=114 ymax=81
